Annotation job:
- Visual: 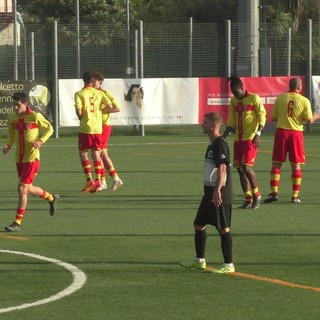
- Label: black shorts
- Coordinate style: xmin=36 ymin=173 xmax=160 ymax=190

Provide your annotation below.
xmin=193 ymin=194 xmax=232 ymax=230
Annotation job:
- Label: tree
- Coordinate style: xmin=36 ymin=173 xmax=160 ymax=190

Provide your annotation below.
xmin=18 ymin=0 xmax=127 ymax=25
xmin=267 ymin=4 xmax=292 ymax=33
xmin=288 ymin=0 xmax=303 ymax=30
xmin=18 ymin=0 xmax=238 ymax=26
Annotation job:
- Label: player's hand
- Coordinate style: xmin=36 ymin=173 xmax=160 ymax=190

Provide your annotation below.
xmin=32 ymin=140 xmax=43 ymax=149
xmin=313 ymin=113 xmax=320 ymax=121
xmin=211 ymin=189 xmax=222 ymax=207
xmin=253 ymin=135 xmax=260 ymax=148
xmin=2 ymin=144 xmax=11 ymax=155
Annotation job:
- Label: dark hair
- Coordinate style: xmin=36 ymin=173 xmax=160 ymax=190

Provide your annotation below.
xmin=137 ymin=87 xmax=144 ymax=99
xmin=124 ymin=84 xmax=141 ymax=102
xmin=227 ymin=74 xmax=243 ymax=89
xmin=204 ymin=112 xmax=223 ymax=125
xmin=82 ymin=71 xmax=102 ymax=84
xmin=12 ymin=92 xmax=28 ymax=103
xmin=94 ymin=71 xmax=104 ymax=81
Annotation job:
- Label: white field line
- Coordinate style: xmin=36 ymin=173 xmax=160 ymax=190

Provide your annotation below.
xmin=0 ymin=249 xmax=87 ymax=314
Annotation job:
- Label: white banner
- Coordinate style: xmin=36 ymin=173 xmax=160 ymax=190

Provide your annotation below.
xmin=312 ymin=76 xmax=320 ymax=113
xmin=59 ymin=78 xmax=199 ymax=126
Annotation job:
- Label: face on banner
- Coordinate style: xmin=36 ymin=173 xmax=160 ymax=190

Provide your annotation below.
xmin=123 ymin=82 xmax=144 ymax=123
xmin=124 ymin=84 xmax=144 ymax=109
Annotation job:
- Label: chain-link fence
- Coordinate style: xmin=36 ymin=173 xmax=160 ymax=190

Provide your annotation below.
xmin=1 ymin=21 xmax=320 ymax=81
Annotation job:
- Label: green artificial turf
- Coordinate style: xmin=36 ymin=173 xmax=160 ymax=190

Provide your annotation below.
xmin=0 ymin=127 xmax=320 ymax=320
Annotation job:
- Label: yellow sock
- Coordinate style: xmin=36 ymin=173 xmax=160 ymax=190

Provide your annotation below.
xmin=41 ymin=190 xmax=53 ymax=202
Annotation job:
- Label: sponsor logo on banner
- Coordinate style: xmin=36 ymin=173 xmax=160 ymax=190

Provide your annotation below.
xmin=0 ymin=81 xmax=52 ymax=127
xmin=198 ymin=76 xmax=300 ymax=123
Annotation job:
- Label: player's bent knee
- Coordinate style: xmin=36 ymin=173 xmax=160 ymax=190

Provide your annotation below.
xmin=218 ymin=227 xmax=230 ymax=234
xmin=194 ymin=225 xmax=206 ymax=231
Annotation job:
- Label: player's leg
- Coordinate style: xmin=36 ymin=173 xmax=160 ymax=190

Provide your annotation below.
xmin=234 ymin=141 xmax=253 ymax=209
xmin=88 ymin=147 xmax=103 ymax=192
xmin=91 ymin=148 xmax=102 ymax=180
xmin=100 ymin=126 xmax=122 ymax=191
xmin=206 ymin=205 xmax=235 ymax=274
xmin=101 ymin=149 xmax=123 ymax=191
xmin=241 ymin=165 xmax=261 ymax=209
xmin=5 ymin=182 xmax=28 ymax=232
xmin=28 ymin=184 xmax=60 ymax=216
xmin=241 ymin=141 xmax=261 ymax=209
xmin=5 ymin=162 xmax=34 ymax=231
xmin=80 ymin=150 xmax=95 ymax=192
xmin=264 ymin=129 xmax=286 ymax=203
xmin=290 ymin=162 xmax=302 ymax=203
xmin=79 ymin=133 xmax=94 ymax=191
xmin=98 ymin=159 xmax=108 ymax=191
xmin=80 ymin=151 xmax=92 ymax=178
xmin=264 ymin=162 xmax=282 ymax=203
xmin=289 ymin=131 xmax=304 ymax=203
xmin=181 ymin=198 xmax=208 ymax=270
xmin=236 ymin=166 xmax=253 ymax=208
xmin=99 ymin=125 xmax=109 ymax=190
xmin=181 ymin=225 xmax=207 ymax=270
xmin=211 ymin=227 xmax=235 ymax=273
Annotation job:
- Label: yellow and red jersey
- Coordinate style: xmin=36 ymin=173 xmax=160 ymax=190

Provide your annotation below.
xmin=101 ymin=90 xmax=120 ymax=126
xmin=7 ymin=107 xmax=53 ymax=163
xmin=75 ymin=86 xmax=111 ymax=134
xmin=271 ymin=91 xmax=312 ymax=131
xmin=227 ymin=91 xmax=266 ymax=141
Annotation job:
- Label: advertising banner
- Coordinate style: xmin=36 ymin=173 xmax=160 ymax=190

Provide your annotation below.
xmin=59 ymin=78 xmax=199 ymax=126
xmin=312 ymin=76 xmax=320 ymax=113
xmin=0 ymin=81 xmax=52 ymax=127
xmin=0 ymin=76 xmax=306 ymax=128
xmin=198 ymin=76 xmax=297 ymax=123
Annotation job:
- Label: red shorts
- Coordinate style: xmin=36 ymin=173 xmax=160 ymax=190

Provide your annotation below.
xmin=16 ymin=161 xmax=40 ymax=185
xmin=272 ymin=128 xmax=305 ymax=164
xmin=78 ymin=132 xmax=102 ymax=151
xmin=100 ymin=125 xmax=112 ymax=150
xmin=233 ymin=140 xmax=257 ymax=167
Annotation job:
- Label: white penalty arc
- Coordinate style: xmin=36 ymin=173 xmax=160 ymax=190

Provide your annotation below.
xmin=0 ymin=249 xmax=87 ymax=314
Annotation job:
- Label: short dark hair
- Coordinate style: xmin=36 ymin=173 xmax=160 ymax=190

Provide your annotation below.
xmin=12 ymin=92 xmax=28 ymax=103
xmin=82 ymin=71 xmax=102 ymax=84
xmin=93 ymin=71 xmax=104 ymax=81
xmin=227 ymin=74 xmax=243 ymax=89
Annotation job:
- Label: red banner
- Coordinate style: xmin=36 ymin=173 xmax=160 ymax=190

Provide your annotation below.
xmin=198 ymin=76 xmax=304 ymax=123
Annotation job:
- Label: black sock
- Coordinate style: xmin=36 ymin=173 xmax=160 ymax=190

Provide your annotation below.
xmin=195 ymin=229 xmax=206 ymax=259
xmin=220 ymin=232 xmax=233 ymax=264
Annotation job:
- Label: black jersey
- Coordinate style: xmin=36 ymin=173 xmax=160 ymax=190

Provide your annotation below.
xmin=203 ymin=136 xmax=233 ymax=204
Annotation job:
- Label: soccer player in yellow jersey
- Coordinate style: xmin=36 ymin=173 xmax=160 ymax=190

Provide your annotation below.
xmin=94 ymin=72 xmax=123 ymax=191
xmin=3 ymin=92 xmax=59 ymax=232
xmin=222 ymin=75 xmax=266 ymax=209
xmin=264 ymin=77 xmax=320 ymax=204
xmin=75 ymin=71 xmax=112 ymax=193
